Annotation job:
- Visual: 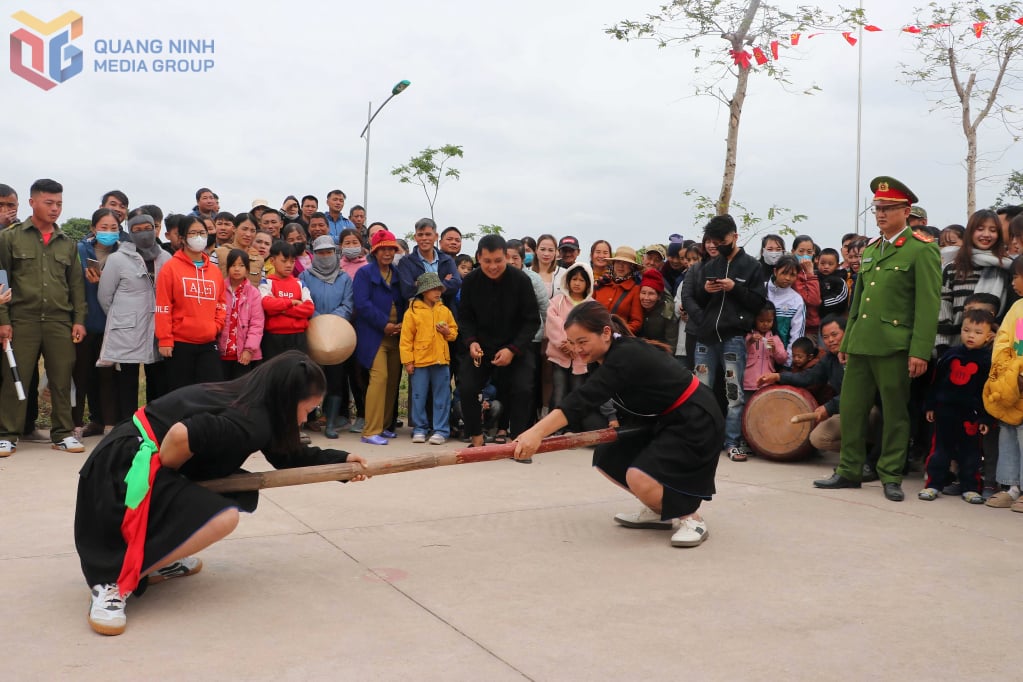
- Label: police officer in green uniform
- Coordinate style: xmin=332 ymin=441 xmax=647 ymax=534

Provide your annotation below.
xmin=813 ymin=177 xmax=941 ymax=501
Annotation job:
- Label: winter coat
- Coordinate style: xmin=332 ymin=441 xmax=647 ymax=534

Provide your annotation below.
xmin=768 ymin=281 xmax=806 ymax=365
xmin=353 ymin=262 xmax=409 ymax=369
xmin=524 ymin=268 xmax=550 ymax=343
xmin=546 ymin=262 xmax=593 ymax=373
xmin=78 ymin=237 xmax=118 ymax=334
xmin=396 ymin=248 xmax=462 ymax=310
xmin=299 ymin=269 xmax=354 ymax=320
xmin=593 ymin=272 xmax=644 ymax=334
xmin=340 ymin=254 xmax=368 ymax=282
xmin=983 ymin=299 xmax=1023 ymax=425
xmin=399 ymin=299 xmax=459 ymax=367
xmin=97 ymin=242 xmax=171 ymax=364
xmin=218 ymin=280 xmax=265 ymax=361
xmin=683 ymin=248 xmax=767 ymax=343
xmin=259 ymin=274 xmax=314 ymax=335
xmin=792 ymin=270 xmax=821 ymax=333
xmin=743 ymin=330 xmax=788 ymax=391
xmin=638 ymin=291 xmax=679 ymax=349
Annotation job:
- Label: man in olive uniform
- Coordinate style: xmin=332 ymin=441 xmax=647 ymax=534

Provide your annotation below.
xmin=0 ymin=179 xmax=87 ymax=456
xmin=814 ymin=176 xmax=941 ymax=501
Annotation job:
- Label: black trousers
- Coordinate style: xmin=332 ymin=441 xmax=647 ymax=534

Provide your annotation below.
xmin=166 ymin=342 xmax=222 ymax=391
xmin=459 ymin=349 xmax=535 ymax=438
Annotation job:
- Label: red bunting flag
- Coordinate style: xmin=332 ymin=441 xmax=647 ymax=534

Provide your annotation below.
xmin=864 ymin=25 xmax=882 ymax=32
xmin=1016 ymin=17 xmax=1023 ymax=25
xmin=753 ymin=47 xmax=768 ymax=65
xmin=770 ymin=40 xmax=780 ymax=60
xmin=973 ymin=21 xmax=987 ymax=37
xmin=790 ymin=33 xmax=800 ymax=45
xmin=730 ymin=49 xmax=752 ymax=69
xmin=842 ymin=32 xmax=857 ymax=45
xmin=927 ymin=23 xmax=951 ymax=29
xmin=903 ymin=26 xmax=922 ymax=33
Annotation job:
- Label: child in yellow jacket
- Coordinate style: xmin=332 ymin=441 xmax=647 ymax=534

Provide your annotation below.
xmin=400 ymin=272 xmax=458 ymax=444
xmin=982 ymin=259 xmax=1023 ymax=510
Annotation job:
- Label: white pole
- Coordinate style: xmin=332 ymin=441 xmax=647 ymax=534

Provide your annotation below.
xmin=853 ymin=0 xmax=864 ymax=235
xmin=363 ymin=101 xmax=372 ymax=213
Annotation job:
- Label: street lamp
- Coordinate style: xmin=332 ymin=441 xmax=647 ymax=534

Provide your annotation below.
xmin=360 ymin=79 xmax=411 ymax=214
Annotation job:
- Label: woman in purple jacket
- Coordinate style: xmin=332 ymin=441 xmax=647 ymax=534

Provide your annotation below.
xmin=353 ymin=230 xmax=408 ymax=445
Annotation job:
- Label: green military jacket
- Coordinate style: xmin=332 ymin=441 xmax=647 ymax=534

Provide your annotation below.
xmin=0 ymin=219 xmax=86 ymax=326
xmin=840 ymin=226 xmax=941 ymax=360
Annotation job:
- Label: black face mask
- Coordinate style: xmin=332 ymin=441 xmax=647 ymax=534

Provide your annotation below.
xmin=716 ymin=240 xmax=735 ymax=257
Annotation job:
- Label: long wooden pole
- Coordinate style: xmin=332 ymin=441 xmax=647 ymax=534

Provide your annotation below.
xmin=198 ymin=427 xmax=643 ymax=494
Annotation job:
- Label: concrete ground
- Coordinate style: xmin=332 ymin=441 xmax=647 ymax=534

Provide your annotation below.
xmin=2 ymin=429 xmax=1021 ymax=681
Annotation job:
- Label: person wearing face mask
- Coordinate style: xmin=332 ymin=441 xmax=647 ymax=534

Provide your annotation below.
xmin=282 ymin=223 xmax=311 ymax=274
xmin=759 ymin=234 xmax=786 ymax=277
xmin=299 ymin=236 xmax=354 ymax=438
xmin=97 ymin=213 xmax=173 ymax=424
xmin=74 ymin=208 xmax=123 ymax=439
xmin=281 ymin=195 xmax=302 ymax=227
xmin=155 ymin=216 xmax=227 ymax=391
xmin=684 ymin=214 xmax=767 ymax=462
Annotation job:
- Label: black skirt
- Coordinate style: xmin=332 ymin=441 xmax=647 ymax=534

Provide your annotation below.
xmin=593 ymin=383 xmax=723 ymax=519
xmin=74 ymin=422 xmax=241 ymax=590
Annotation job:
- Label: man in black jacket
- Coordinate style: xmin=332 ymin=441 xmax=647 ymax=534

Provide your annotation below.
xmin=458 ymin=234 xmax=540 ymax=448
xmin=682 ymin=215 xmax=766 ymax=461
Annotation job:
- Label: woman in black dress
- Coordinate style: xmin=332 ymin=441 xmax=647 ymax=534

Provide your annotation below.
xmin=513 ymin=301 xmax=723 ymax=548
xmin=75 ymin=351 xmax=367 ymax=636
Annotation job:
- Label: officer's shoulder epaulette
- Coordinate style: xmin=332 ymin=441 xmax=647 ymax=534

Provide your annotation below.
xmin=912 ymin=232 xmax=934 ymax=243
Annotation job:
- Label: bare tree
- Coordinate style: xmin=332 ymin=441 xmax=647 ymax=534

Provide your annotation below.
xmin=902 ymin=1 xmax=1023 ymax=215
xmin=607 ymin=1 xmax=853 ymax=215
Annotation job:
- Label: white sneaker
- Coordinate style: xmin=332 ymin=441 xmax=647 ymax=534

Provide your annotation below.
xmin=411 ymin=432 xmax=427 ymax=444
xmin=89 ymin=583 xmax=128 ymax=635
xmin=613 ymin=507 xmax=675 ymax=530
xmin=148 ymin=556 xmax=203 ymax=584
xmin=671 ymin=517 xmax=709 ymax=547
xmin=52 ymin=436 xmax=85 ymax=453
xmin=0 ymin=440 xmax=15 ymax=457
xmin=428 ymin=433 xmax=446 ymax=445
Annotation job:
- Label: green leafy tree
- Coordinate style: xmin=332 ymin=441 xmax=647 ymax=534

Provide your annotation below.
xmin=460 ymin=224 xmax=505 ymax=242
xmin=391 ymin=144 xmax=464 ymax=220
xmin=902 ymin=1 xmax=1023 ymax=215
xmin=994 ymin=168 xmax=1023 ymax=206
xmin=60 ymin=217 xmax=91 ymax=242
xmin=684 ymin=189 xmax=805 ymax=246
xmin=608 ymin=1 xmax=855 ymax=215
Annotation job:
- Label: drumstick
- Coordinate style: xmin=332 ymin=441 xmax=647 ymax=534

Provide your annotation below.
xmin=199 ymin=426 xmax=649 ymax=493
xmin=3 ymin=339 xmax=26 ymax=401
xmin=790 ymin=412 xmax=817 ymax=424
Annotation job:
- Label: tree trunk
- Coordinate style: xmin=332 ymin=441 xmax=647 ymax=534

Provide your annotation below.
xmin=717 ymin=66 xmax=750 ymax=216
xmin=966 ymin=130 xmax=977 ymax=216
xmin=715 ymin=0 xmax=761 ymax=216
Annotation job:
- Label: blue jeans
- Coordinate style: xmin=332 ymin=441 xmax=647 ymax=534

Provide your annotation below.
xmin=693 ymin=336 xmax=746 ymax=449
xmin=410 ymin=364 xmax=452 ymax=437
xmin=996 ymin=421 xmax=1023 ymax=487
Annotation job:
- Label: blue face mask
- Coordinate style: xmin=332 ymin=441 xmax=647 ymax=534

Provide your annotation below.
xmin=96 ymin=231 xmax=119 ymax=247
xmin=524 ymin=253 xmax=534 ymax=266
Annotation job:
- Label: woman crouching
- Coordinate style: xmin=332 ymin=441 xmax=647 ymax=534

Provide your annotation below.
xmin=514 ymin=301 xmax=722 ymax=547
xmin=75 ymin=351 xmax=367 ymax=635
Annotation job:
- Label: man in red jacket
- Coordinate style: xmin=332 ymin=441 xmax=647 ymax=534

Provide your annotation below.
xmin=155 ymin=216 xmax=227 ymax=390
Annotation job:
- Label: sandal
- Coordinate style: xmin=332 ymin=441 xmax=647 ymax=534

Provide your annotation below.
xmin=494 ymin=432 xmax=508 ymax=444
xmin=726 ymin=447 xmax=748 ymax=462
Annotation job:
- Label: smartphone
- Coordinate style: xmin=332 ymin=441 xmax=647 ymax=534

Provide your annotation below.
xmin=87 ymin=258 xmax=101 ymax=270
xmin=0 ymin=269 xmax=8 ymax=289
xmin=707 ymin=277 xmax=719 ymax=282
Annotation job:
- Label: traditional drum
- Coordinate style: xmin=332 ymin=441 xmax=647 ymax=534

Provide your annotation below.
xmin=306 ymin=315 xmax=357 ymax=365
xmin=741 ymin=385 xmax=818 ymax=462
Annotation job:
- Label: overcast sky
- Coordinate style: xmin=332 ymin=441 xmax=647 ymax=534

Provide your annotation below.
xmin=4 ymin=0 xmax=1020 ymax=252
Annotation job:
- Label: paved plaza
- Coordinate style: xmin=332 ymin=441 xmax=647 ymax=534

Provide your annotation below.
xmin=2 ymin=431 xmax=1020 ymax=681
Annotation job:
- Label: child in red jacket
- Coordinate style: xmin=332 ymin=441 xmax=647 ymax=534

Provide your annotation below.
xmin=155 ymin=216 xmax=227 ymax=389
xmin=259 ymin=241 xmax=314 ymax=360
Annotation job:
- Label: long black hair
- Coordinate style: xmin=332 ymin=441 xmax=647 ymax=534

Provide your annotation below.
xmin=564 ymin=301 xmax=672 ymax=354
xmin=212 ymin=351 xmax=326 ymax=455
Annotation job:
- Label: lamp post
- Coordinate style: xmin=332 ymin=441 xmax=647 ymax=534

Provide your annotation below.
xmin=360 ymin=79 xmax=411 ymax=214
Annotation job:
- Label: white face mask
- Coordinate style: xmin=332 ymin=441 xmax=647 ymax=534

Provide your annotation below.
xmin=762 ymin=250 xmax=783 ymax=265
xmin=187 ymin=235 xmax=208 ymax=253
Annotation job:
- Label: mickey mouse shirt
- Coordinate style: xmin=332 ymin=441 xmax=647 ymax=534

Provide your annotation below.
xmin=926 ymin=344 xmax=993 ymax=424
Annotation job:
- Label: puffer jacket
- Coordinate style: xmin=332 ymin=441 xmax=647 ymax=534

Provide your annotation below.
xmin=983 ymin=299 xmax=1023 ymax=425
xmin=98 ymin=242 xmax=171 ymax=364
xmin=546 ymin=262 xmax=593 ymax=373
xmin=399 ymin=299 xmax=459 ymax=367
xmin=593 ymin=271 xmax=643 ymax=334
